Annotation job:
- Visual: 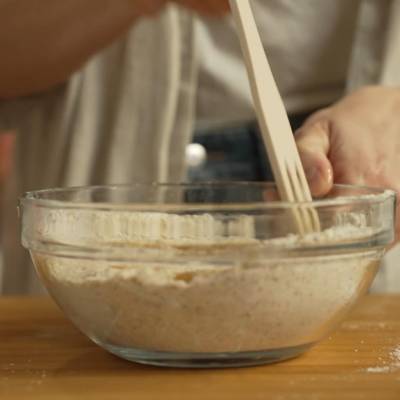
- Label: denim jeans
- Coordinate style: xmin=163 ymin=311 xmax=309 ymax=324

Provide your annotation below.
xmin=189 ymin=112 xmax=312 ymax=183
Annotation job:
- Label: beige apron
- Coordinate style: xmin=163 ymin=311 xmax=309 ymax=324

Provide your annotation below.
xmin=0 ymin=6 xmax=198 ymax=293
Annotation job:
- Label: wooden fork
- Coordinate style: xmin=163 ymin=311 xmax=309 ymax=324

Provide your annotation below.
xmin=229 ymin=0 xmax=320 ymax=234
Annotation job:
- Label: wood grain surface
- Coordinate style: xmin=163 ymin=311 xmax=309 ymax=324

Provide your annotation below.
xmin=0 ymin=295 xmax=399 ymax=399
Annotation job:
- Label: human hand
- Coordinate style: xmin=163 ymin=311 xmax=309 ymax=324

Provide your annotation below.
xmin=172 ymin=0 xmax=230 ymax=15
xmin=133 ymin=0 xmax=230 ymax=17
xmin=296 ymin=85 xmax=400 ymax=238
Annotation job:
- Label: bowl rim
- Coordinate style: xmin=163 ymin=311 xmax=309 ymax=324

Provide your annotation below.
xmin=20 ymin=182 xmax=396 ymax=212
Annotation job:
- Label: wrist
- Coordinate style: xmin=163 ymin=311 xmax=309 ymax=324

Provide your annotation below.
xmin=129 ymin=0 xmax=165 ymax=19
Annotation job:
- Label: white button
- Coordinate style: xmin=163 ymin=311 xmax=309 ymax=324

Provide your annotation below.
xmin=186 ymin=143 xmax=207 ymax=168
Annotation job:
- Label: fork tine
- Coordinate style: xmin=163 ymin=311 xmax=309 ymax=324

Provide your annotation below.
xmin=294 ymin=163 xmax=321 ymax=232
xmin=277 ymin=161 xmax=308 ymax=235
xmin=286 ymin=161 xmax=314 ymax=234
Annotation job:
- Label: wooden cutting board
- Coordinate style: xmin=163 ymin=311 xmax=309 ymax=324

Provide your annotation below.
xmin=0 ymin=295 xmax=399 ymax=399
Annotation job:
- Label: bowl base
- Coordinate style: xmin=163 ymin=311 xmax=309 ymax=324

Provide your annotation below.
xmin=101 ymin=342 xmax=314 ymax=368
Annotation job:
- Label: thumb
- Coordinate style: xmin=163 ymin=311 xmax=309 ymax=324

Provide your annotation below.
xmin=295 ymin=121 xmax=334 ymax=198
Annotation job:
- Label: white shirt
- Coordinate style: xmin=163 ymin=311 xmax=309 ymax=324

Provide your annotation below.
xmin=195 ymin=0 xmax=361 ymax=128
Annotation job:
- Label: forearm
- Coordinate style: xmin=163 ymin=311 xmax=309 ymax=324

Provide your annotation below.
xmin=0 ymin=0 xmax=147 ymax=99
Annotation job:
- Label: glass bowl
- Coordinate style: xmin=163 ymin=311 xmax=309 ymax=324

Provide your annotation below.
xmin=20 ymin=183 xmax=395 ymax=368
